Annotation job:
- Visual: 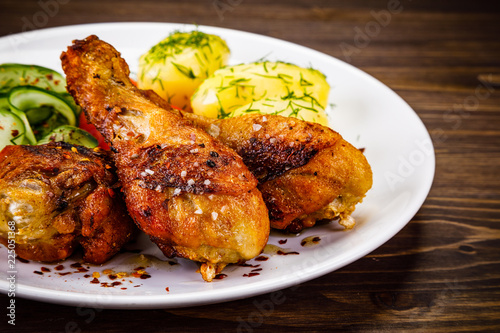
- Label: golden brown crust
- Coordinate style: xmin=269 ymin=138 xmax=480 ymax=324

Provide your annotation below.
xmin=62 ymin=35 xmax=256 ymax=197
xmin=152 ymin=103 xmax=373 ymax=232
xmin=0 ymin=234 xmax=76 ymax=263
xmin=61 ymin=35 xmax=270 ymax=281
xmin=195 ymin=114 xmax=341 ymax=183
xmin=260 ymin=139 xmax=372 ymax=231
xmin=0 ymin=142 xmax=136 ymax=264
xmin=145 ymin=92 xmax=342 ymax=183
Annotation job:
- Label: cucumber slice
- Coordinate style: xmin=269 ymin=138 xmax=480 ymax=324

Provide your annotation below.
xmin=8 ymin=107 xmax=36 ymax=144
xmin=8 ymin=86 xmax=76 ymax=131
xmin=0 ymin=63 xmax=66 ymax=94
xmin=38 ymin=125 xmax=98 ymax=148
xmin=0 ymin=93 xmax=10 ymax=111
xmin=0 ymin=109 xmax=26 ymax=150
xmin=26 ymin=105 xmax=53 ymax=125
xmin=59 ymin=92 xmax=81 ymax=116
xmin=31 ymin=111 xmax=66 ymax=140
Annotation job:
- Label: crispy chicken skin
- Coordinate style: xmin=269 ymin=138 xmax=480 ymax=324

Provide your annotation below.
xmin=143 ymin=90 xmax=373 ymax=232
xmin=0 ymin=142 xmax=136 ymax=264
xmin=61 ymin=35 xmax=269 ymax=281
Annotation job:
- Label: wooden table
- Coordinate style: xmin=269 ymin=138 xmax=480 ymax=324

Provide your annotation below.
xmin=1 ymin=0 xmax=499 ymax=331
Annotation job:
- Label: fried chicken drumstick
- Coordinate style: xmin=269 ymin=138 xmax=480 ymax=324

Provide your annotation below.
xmin=61 ymin=35 xmax=269 ymax=281
xmin=0 ymin=142 xmax=136 ymax=264
xmin=143 ymin=90 xmax=373 ymax=233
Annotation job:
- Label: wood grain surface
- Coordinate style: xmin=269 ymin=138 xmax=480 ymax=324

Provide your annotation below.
xmin=1 ymin=0 xmax=499 ymax=332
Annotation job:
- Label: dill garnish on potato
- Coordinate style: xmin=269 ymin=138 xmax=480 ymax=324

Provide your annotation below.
xmin=191 ymin=61 xmax=330 ymax=123
xmin=137 ymin=31 xmax=230 ymax=111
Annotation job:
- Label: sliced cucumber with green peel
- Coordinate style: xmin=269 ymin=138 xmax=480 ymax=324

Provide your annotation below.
xmin=0 ymin=109 xmax=26 ymax=149
xmin=38 ymin=125 xmax=98 ymax=148
xmin=26 ymin=105 xmax=54 ymax=125
xmin=59 ymin=92 xmax=81 ymax=115
xmin=8 ymin=107 xmax=36 ymax=144
xmin=0 ymin=63 xmax=92 ymax=150
xmin=0 ymin=93 xmax=10 ymax=111
xmin=31 ymin=111 xmax=66 ymax=141
xmin=0 ymin=63 xmax=67 ymax=94
xmin=8 ymin=86 xmax=76 ymax=144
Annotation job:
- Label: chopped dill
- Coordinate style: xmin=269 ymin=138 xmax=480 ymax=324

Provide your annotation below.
xmin=217 ymin=78 xmax=255 ymax=98
xmin=171 ymin=62 xmax=196 ymax=79
xmin=194 ymin=53 xmax=205 ymax=67
xmin=299 ymin=73 xmax=313 ymax=86
xmin=242 ymin=102 xmax=260 ymax=113
xmin=145 ymin=31 xmax=217 ymax=61
xmin=254 ymin=52 xmax=272 ymax=63
xmin=263 ymin=62 xmax=268 ymax=73
xmin=217 ymin=94 xmax=232 ymax=119
xmin=150 ymin=71 xmax=164 ymax=90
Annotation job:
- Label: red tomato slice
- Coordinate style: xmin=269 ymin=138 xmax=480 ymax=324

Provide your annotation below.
xmin=78 ymin=112 xmax=110 ymax=150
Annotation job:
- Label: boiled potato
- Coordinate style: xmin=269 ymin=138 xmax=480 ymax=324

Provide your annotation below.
xmin=230 ymin=96 xmax=329 ymax=126
xmin=138 ymin=31 xmax=230 ymax=111
xmin=191 ymin=61 xmax=329 ymax=119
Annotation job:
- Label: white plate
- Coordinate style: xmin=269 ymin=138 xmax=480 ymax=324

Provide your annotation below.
xmin=0 ymin=22 xmax=435 ymax=309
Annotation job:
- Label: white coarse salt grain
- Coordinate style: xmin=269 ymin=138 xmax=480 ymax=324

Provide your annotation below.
xmin=194 ymin=208 xmax=203 ymax=215
xmin=253 ymin=123 xmax=262 ymax=131
xmin=211 ymin=212 xmax=218 ymax=220
xmin=262 ymin=116 xmax=267 ymax=122
xmin=173 ymin=188 xmax=181 ymax=196
xmin=221 ymin=205 xmax=228 ymax=213
xmin=190 ymin=148 xmax=199 ymax=153
xmin=155 ymin=185 xmax=162 ymax=192
xmin=180 ymin=170 xmax=187 ymax=177
xmin=270 ymin=138 xmax=277 ymax=144
xmin=140 ymin=172 xmax=147 ymax=177
xmin=187 ymin=179 xmax=195 ymax=186
xmin=145 ymin=169 xmax=154 ymax=175
xmin=204 ymin=179 xmax=211 ymax=185
xmin=208 ymin=194 xmax=214 ymax=200
xmin=193 ymin=162 xmax=199 ymax=167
